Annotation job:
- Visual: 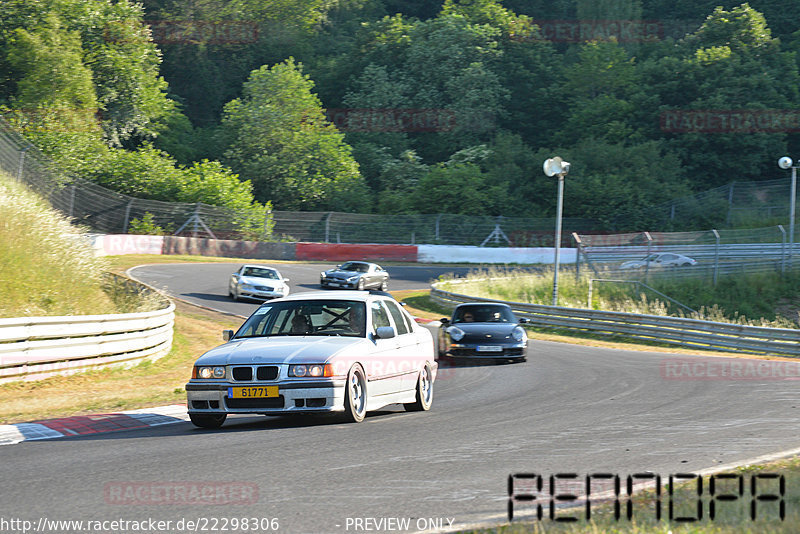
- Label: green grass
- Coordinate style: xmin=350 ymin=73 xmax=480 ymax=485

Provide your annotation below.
xmin=0 ymin=172 xmax=118 ymax=316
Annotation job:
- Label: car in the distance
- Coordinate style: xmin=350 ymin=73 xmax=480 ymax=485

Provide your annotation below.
xmin=320 ymin=261 xmax=389 ymax=291
xmin=438 ymin=303 xmax=529 ymax=363
xmin=228 ymin=264 xmax=290 ymax=301
xmin=619 ymin=252 xmax=697 ymax=270
xmin=186 ymin=290 xmax=436 ymax=428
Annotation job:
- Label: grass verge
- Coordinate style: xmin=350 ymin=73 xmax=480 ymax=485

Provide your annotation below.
xmin=0 ymin=300 xmax=240 ymax=424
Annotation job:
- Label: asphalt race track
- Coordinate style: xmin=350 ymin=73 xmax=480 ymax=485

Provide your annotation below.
xmin=0 ymin=262 xmax=797 ymax=532
xmin=127 ymin=262 xmax=478 ymax=318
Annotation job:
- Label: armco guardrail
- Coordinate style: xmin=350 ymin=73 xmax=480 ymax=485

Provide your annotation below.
xmin=431 ymin=283 xmax=800 ymax=357
xmin=0 ymin=301 xmax=175 ymax=383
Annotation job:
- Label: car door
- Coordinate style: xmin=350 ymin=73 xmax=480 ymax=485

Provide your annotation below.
xmin=383 ymin=300 xmax=420 ymax=392
xmin=365 ymin=300 xmax=403 ymax=398
xmin=365 ymin=264 xmax=378 ymax=288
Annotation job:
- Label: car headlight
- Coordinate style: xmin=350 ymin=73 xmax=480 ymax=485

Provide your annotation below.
xmin=288 ymin=364 xmax=332 ymax=378
xmin=195 ymin=366 xmax=225 ymax=379
xmin=512 ymin=326 xmax=526 ymax=342
xmin=447 ymin=326 xmax=465 ymax=342
xmin=240 ymin=284 xmax=254 ymax=290
xmin=320 ymin=272 xmax=327 ymax=278
xmin=346 ymin=275 xmax=359 ymax=282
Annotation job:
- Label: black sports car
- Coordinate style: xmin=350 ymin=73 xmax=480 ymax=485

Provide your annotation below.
xmin=438 ymin=303 xmax=529 ymax=363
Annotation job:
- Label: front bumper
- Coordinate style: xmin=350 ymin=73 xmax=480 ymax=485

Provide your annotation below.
xmin=320 ymin=278 xmax=358 ymax=289
xmin=445 ymin=343 xmax=527 ymax=359
xmin=186 ymin=379 xmax=347 ymax=415
xmin=238 ymin=288 xmax=286 ymax=300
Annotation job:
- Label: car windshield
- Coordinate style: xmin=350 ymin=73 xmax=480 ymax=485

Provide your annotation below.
xmin=454 ymin=306 xmax=516 ymax=323
xmin=243 ymin=267 xmax=279 ymax=279
xmin=235 ymin=300 xmax=366 ymax=338
xmin=339 ymin=262 xmax=368 ymax=273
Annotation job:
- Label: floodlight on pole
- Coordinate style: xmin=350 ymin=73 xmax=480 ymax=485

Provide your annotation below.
xmin=778 ymin=156 xmax=797 ymax=267
xmin=543 ymin=157 xmax=571 ymax=306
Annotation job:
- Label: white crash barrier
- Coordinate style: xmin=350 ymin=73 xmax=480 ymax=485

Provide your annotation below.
xmin=0 ymin=303 xmax=175 ymax=383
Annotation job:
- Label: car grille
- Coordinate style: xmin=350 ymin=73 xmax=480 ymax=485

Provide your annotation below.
xmin=253 ymin=285 xmax=273 ymax=291
xmin=231 ymin=366 xmax=279 ymax=381
xmin=225 ymin=396 xmax=285 ymax=409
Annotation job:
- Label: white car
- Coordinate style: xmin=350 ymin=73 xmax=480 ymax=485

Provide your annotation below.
xmin=186 ymin=291 xmax=437 ymax=428
xmin=620 ymin=253 xmax=697 ymax=269
xmin=228 ymin=264 xmax=290 ymax=301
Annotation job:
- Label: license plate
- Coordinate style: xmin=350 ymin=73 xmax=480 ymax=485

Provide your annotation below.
xmin=328 ymin=282 xmax=340 ymax=287
xmin=227 ymin=386 xmax=279 ymax=398
xmin=477 ymin=345 xmax=503 ymax=352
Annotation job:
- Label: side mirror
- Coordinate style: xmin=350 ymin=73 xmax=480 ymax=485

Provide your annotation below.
xmin=440 ymin=318 xmax=450 ymax=325
xmin=518 ymin=318 xmax=529 ymax=324
xmin=375 ymin=326 xmax=396 ymax=339
xmin=283 ymin=278 xmax=290 ymax=282
xmin=222 ymin=329 xmax=234 ymax=341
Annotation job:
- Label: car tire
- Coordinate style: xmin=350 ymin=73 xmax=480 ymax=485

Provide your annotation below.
xmin=380 ymin=280 xmax=388 ymax=291
xmin=343 ymin=364 xmax=367 ymax=423
xmin=357 ymin=278 xmax=365 ymax=291
xmin=189 ymin=413 xmax=227 ymax=429
xmin=404 ymin=363 xmax=433 ymax=412
xmin=231 ymin=287 xmax=240 ymax=301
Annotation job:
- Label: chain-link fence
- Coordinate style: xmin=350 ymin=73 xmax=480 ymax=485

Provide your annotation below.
xmin=574 ymin=226 xmax=800 ymax=283
xmin=0 ymin=118 xmax=601 ymax=245
xmin=0 ymin=119 xmax=264 ymax=239
xmin=615 ymin=178 xmax=797 ymax=231
xmin=3 ymin=116 xmax=799 ymax=247
xmin=271 ymin=211 xmax=599 ymax=246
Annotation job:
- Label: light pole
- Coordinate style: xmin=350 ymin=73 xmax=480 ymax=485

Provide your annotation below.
xmin=543 ymin=157 xmax=571 ymax=306
xmin=778 ymin=157 xmax=797 ymax=266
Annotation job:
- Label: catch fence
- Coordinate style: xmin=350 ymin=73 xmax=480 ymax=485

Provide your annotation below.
xmin=0 ymin=118 xmax=601 ymax=245
xmin=2 ymin=117 xmax=799 ymax=248
xmin=573 ymin=226 xmax=800 ymax=283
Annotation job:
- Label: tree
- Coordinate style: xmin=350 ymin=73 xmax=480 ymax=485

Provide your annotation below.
xmin=537 ymin=138 xmax=691 ymax=230
xmin=555 ymin=39 xmax=640 ymax=144
xmin=3 ymin=13 xmax=105 ymax=172
xmin=222 ymin=58 xmax=370 ymax=211
xmin=406 ymin=162 xmax=504 ymax=215
xmin=654 ymin=4 xmax=800 ymax=189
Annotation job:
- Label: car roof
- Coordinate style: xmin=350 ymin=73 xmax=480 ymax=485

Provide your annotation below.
xmin=268 ymin=290 xmax=380 ymax=304
xmin=241 ymin=264 xmax=279 ymax=270
xmin=455 ymin=302 xmax=511 ymax=309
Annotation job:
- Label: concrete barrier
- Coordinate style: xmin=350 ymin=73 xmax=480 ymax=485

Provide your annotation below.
xmin=296 ymin=243 xmax=418 ymax=262
xmin=90 ymin=234 xmax=578 ymax=264
xmin=162 ymin=236 xmax=296 ymax=260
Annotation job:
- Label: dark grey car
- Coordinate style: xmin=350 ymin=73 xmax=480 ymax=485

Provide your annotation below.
xmin=320 ymin=261 xmax=389 ymax=291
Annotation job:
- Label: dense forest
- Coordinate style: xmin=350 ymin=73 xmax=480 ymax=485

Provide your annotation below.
xmin=2 ymin=0 xmax=800 ymax=232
